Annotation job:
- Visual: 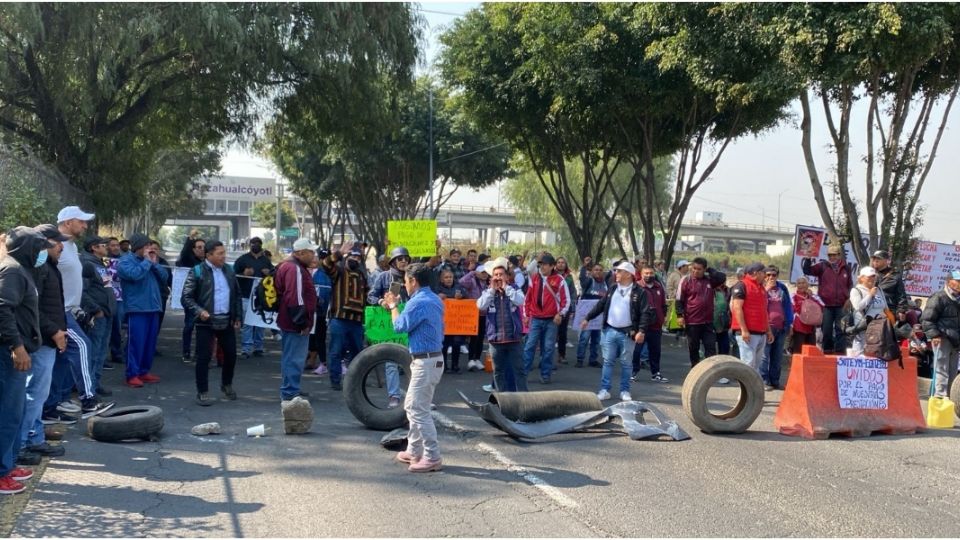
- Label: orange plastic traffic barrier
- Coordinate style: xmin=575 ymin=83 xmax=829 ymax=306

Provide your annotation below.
xmin=773 ymin=345 xmax=926 ymax=439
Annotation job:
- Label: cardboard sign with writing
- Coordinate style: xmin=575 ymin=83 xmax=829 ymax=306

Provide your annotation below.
xmin=170 ymin=267 xmax=190 ymax=310
xmin=387 ymin=220 xmax=437 ymax=258
xmin=364 ymin=304 xmax=408 ymax=346
xmin=836 ymin=357 xmax=888 ymax=410
xmin=444 ymin=299 xmax=479 ymax=336
xmin=572 ymin=299 xmax=602 ymax=331
xmin=902 ymin=240 xmax=960 ymax=297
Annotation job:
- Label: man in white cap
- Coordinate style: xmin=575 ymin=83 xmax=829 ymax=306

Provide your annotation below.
xmin=274 ymin=238 xmax=318 ymax=401
xmin=581 ymin=261 xmax=654 ymax=402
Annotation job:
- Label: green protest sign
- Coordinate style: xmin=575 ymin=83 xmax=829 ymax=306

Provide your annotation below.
xmin=387 ymin=220 xmax=437 ymax=258
xmin=364 ymin=304 xmax=408 ymax=346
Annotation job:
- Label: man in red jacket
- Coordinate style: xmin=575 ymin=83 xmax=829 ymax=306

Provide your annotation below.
xmin=274 ymin=238 xmax=318 ymax=402
xmin=731 ymin=262 xmax=773 ymax=373
xmin=801 ymin=244 xmax=852 ymax=353
xmin=522 ymin=253 xmax=570 ymax=385
xmin=676 ymin=257 xmax=727 ymax=366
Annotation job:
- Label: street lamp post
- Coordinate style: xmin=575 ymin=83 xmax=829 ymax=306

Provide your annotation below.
xmin=777 ymin=189 xmax=789 ymax=231
xmin=427 ymin=85 xmax=434 ymax=218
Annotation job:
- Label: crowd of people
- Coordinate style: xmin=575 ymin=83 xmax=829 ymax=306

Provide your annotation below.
xmin=3 ymin=206 xmax=960 ymax=484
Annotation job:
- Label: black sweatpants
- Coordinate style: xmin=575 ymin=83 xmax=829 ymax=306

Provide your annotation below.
xmin=686 ymin=323 xmax=716 ymax=366
xmin=195 ymin=324 xmax=237 ymax=393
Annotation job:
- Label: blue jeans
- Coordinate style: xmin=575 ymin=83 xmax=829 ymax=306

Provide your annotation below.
xmin=0 ymin=355 xmax=28 ymax=477
xmin=576 ymin=329 xmax=601 ymax=364
xmin=87 ymin=315 xmax=111 ymax=392
xmin=600 ymin=327 xmax=631 ymax=393
xmin=19 ymin=346 xmax=56 ymax=449
xmin=736 ymin=333 xmax=767 ymax=373
xmin=490 ymin=341 xmax=525 ymax=392
xmin=240 ymin=299 xmax=265 ymax=354
xmin=126 ymin=312 xmax=160 ymax=379
xmin=280 ymin=331 xmax=309 ymax=400
xmin=327 ymin=319 xmax=364 ymax=386
xmin=761 ymin=327 xmax=787 ymax=386
xmin=47 ymin=313 xmax=94 ymax=401
xmin=523 ymin=317 xmax=559 ymax=380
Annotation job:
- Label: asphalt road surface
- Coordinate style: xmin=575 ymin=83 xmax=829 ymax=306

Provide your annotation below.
xmin=3 ymin=311 xmax=960 ymax=538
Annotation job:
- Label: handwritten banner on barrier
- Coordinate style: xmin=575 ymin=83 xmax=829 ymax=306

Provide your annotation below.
xmin=364 ymin=305 xmax=408 ymax=346
xmin=572 ymin=299 xmax=601 ymax=331
xmin=444 ymin=299 xmax=478 ymax=336
xmin=387 ymin=220 xmax=437 ymax=258
xmin=170 ymin=267 xmax=190 ymax=310
xmin=837 ymin=357 xmax=888 ymax=410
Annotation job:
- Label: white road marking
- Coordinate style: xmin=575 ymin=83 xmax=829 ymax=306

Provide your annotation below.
xmin=432 ymin=411 xmax=579 ymax=509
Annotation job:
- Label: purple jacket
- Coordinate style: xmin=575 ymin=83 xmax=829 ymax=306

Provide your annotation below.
xmin=459 ymin=271 xmax=488 ymax=300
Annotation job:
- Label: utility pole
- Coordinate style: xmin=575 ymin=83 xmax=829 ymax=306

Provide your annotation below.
xmin=276 ymin=180 xmax=283 ymax=249
xmin=427 ymin=85 xmax=434 ymax=218
xmin=777 ymin=189 xmax=788 ymax=231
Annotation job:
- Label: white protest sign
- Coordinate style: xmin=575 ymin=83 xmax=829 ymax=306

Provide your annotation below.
xmin=170 ymin=267 xmax=190 ymax=310
xmin=903 ymin=240 xmax=960 ymax=297
xmin=572 ymin=299 xmax=602 ymax=331
xmin=836 ymin=357 xmax=888 ymax=410
xmin=789 ymin=225 xmax=861 ymax=285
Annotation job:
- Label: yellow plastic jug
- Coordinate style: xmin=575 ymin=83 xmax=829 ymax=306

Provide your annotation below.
xmin=926 ymin=396 xmax=955 ymax=429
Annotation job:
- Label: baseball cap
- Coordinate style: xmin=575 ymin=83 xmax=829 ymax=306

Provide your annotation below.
xmin=948 ymin=269 xmax=960 ymax=281
xmin=292 ymin=238 xmax=318 ymax=252
xmin=507 ymin=255 xmax=520 ymax=267
xmin=859 ymin=266 xmax=877 ymax=277
xmin=615 ymin=261 xmax=637 ymax=275
xmin=83 ymin=236 xmax=108 ymax=251
xmin=488 ymin=257 xmax=509 ymax=272
xmin=57 ymin=206 xmax=95 ymax=223
xmin=871 ymin=250 xmax=890 ymax=260
xmin=539 ymin=253 xmax=557 ymax=265
xmin=348 ymin=248 xmax=363 ymax=257
xmin=676 ymin=259 xmax=690 ymax=269
xmin=475 ymin=263 xmax=487 ymax=275
xmin=33 ymin=224 xmax=69 ymax=242
xmin=744 ymin=262 xmax=766 ymax=274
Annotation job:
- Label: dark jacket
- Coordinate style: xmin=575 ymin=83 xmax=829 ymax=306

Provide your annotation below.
xmin=80 ymin=251 xmax=116 ymax=318
xmin=801 ymin=258 xmax=852 ymax=307
xmin=921 ymin=288 xmax=960 ymax=346
xmin=584 ymin=283 xmax=655 ymax=335
xmin=0 ymin=229 xmax=45 ymax=353
xmin=641 ymin=279 xmax=668 ymax=328
xmin=180 ymin=262 xmax=244 ymax=326
xmin=275 ymin=257 xmax=317 ymax=333
xmin=233 ymin=251 xmax=275 ymax=298
xmin=35 ymin=258 xmax=67 ymax=348
xmin=877 ymin=266 xmax=908 ymax=312
xmin=676 ymin=269 xmax=727 ymax=326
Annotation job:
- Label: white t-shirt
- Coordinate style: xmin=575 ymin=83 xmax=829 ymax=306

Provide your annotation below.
xmin=58 ymin=239 xmax=83 ymax=311
xmin=607 ymin=285 xmax=633 ymax=328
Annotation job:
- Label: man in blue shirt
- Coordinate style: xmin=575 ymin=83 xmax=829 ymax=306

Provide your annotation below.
xmin=380 ymin=263 xmax=445 ymax=473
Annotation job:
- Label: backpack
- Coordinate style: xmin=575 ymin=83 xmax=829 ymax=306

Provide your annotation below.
xmin=864 ymin=317 xmax=902 ymax=364
xmin=252 ymin=268 xmax=280 ymax=324
xmin=713 ymin=290 xmax=731 ymax=332
xmin=798 ymin=296 xmax=824 ymax=326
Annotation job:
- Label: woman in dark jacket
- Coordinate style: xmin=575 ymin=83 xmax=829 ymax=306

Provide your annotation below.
xmin=176 ymin=237 xmax=205 ymax=361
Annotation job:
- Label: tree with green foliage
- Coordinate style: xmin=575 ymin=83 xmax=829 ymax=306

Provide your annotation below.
xmin=0 ymin=3 xmax=422 ymax=224
xmin=720 ymin=3 xmax=960 ymax=265
xmin=250 ymin=201 xmax=296 ymax=232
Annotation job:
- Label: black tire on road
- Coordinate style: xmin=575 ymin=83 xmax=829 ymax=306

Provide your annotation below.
xmin=949 ymin=376 xmax=960 ymax=419
xmin=681 ymin=355 xmax=765 ymax=434
xmin=87 ymin=405 xmax=164 ymax=442
xmin=344 ymin=343 xmax=411 ymax=431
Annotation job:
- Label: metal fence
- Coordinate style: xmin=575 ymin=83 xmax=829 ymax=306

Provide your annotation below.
xmin=0 ymin=144 xmax=90 ymax=220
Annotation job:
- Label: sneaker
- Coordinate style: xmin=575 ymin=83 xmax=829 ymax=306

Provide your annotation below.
xmin=0 ymin=476 xmax=25 ymax=495
xmin=126 ymin=376 xmax=144 ymax=388
xmin=395 ymin=451 xmax=421 ymax=464
xmin=630 ymin=371 xmax=640 ymax=382
xmin=196 ymin=392 xmax=215 ymax=406
xmin=539 ymin=375 xmax=551 ymax=384
xmin=81 ymin=400 xmax=115 ymax=419
xmin=567 ymin=342 xmax=575 ymax=348
xmin=460 ymin=345 xmax=469 ymax=354
xmin=96 ymin=386 xmax=113 ymax=397
xmin=314 ymin=364 xmax=328 ymax=377
xmin=482 ymin=384 xmax=494 ymax=393
xmin=221 ymin=385 xmax=237 ymax=401
xmin=651 ymin=373 xmax=669 ymax=383
xmin=408 ymin=457 xmax=443 ymax=473
xmin=620 ymin=391 xmax=632 ymax=402
xmin=140 ymin=373 xmax=161 ymax=383
xmin=16 ymin=452 xmax=41 ymax=466
xmin=8 ymin=467 xmax=33 ymax=481
xmin=253 ymin=350 xmax=264 ymax=357
xmin=764 ymin=384 xmax=776 ymax=392
xmin=41 ymin=413 xmax=77 ymax=426
xmin=57 ymin=401 xmax=81 ymax=414
xmin=717 ymin=377 xmax=730 ymax=385
xmin=597 ymin=389 xmax=611 ymax=400
xmin=102 ymin=363 xmax=115 ymax=371
xmin=182 ymin=355 xmax=194 ymax=364
xmin=387 ymin=396 xmax=401 ymax=409
xmin=25 ymin=442 xmax=64 ymax=457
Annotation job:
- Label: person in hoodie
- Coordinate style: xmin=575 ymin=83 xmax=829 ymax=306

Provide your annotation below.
xmin=80 ymin=237 xmax=116 ymax=398
xmin=117 ymin=233 xmax=169 ymax=388
xmin=802 ymin=244 xmax=852 ymax=353
xmin=274 ymin=238 xmax=318 ymax=402
xmin=760 ymin=265 xmax=794 ymax=391
xmin=675 ymin=257 xmax=727 ymax=367
xmin=0 ymin=227 xmax=47 ymax=495
xmin=436 ymin=268 xmax=468 ymax=373
xmin=522 ymin=253 xmax=571 ymax=385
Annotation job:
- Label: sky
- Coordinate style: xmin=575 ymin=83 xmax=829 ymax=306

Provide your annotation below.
xmin=222 ymin=2 xmax=959 ymax=244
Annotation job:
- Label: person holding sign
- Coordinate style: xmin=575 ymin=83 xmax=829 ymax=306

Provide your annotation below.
xmin=478 ymin=257 xmax=526 ymax=392
xmin=801 ymin=244 xmax=852 ymax=354
xmin=581 ymin=261 xmax=655 ymax=402
xmin=180 ymin=241 xmax=243 ymax=406
xmin=921 ymin=270 xmax=960 ymax=398
xmin=233 ymin=237 xmax=274 ymax=359
xmin=321 ymin=243 xmax=369 ymax=392
xmin=436 ymin=268 xmax=467 ymax=373
xmin=381 ymin=263 xmax=445 ymax=473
